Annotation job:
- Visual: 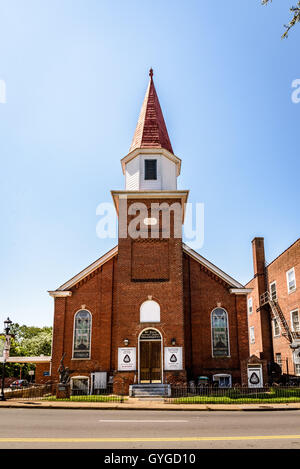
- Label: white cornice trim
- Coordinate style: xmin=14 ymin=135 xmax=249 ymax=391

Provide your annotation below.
xmin=121 ymin=148 xmax=182 ymax=176
xmin=111 ymin=190 xmax=189 ymax=223
xmin=51 ymin=246 xmax=118 ymax=292
xmin=183 ymin=244 xmax=244 ymax=289
xmin=229 ymin=288 xmax=253 ymax=295
xmin=48 ymin=291 xmax=72 ymax=298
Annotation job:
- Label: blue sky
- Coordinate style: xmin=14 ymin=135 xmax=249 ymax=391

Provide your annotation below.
xmin=0 ymin=1 xmax=299 ymax=327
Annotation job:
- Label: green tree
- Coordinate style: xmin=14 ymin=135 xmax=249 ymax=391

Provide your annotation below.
xmin=1 ymin=324 xmax=52 ymax=380
xmin=262 ymin=1 xmax=300 ymax=38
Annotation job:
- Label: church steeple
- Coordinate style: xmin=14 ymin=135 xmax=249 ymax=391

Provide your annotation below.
xmin=129 ymin=68 xmax=174 ymax=155
xmin=120 ymin=70 xmax=181 ymax=191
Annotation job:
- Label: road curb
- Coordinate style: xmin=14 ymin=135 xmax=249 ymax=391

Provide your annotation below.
xmin=0 ymin=402 xmax=299 ymax=412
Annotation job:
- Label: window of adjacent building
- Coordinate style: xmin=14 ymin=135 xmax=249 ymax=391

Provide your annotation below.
xmin=248 ymin=297 xmax=253 ymax=315
xmin=249 ymin=326 xmax=255 ymax=344
xmin=144 ymin=159 xmax=157 ymax=180
xmin=275 ymin=353 xmax=282 ymax=368
xmin=291 ymin=309 xmax=300 ymax=332
xmin=294 ymin=350 xmax=300 ymax=376
xmin=286 ymin=267 xmax=296 ymax=294
xmin=73 ymin=310 xmax=92 ymax=359
xmin=211 ymin=308 xmax=230 ymax=357
xmin=273 ymin=318 xmax=280 ymax=337
xmin=270 ymin=281 xmax=277 ymax=301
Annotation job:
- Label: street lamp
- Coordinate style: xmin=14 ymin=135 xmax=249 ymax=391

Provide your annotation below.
xmin=1 ymin=317 xmax=13 ymax=401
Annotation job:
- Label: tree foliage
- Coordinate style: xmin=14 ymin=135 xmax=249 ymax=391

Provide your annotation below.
xmin=1 ymin=324 xmax=52 ymax=380
xmin=262 ymin=0 xmax=300 ymax=38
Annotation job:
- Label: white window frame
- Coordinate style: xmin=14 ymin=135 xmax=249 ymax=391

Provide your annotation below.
xmin=272 ymin=318 xmax=280 ymax=337
xmin=286 ymin=267 xmax=296 ymax=294
xmin=275 ymin=353 xmax=282 ymax=367
xmin=249 ymin=326 xmax=255 ymax=344
xmin=212 ymin=374 xmax=232 ymax=388
xmin=269 ymin=281 xmax=277 ymax=301
xmin=70 ymin=376 xmax=90 ymax=395
xmin=247 ymin=297 xmax=253 ymax=315
xmin=290 ymin=309 xmax=300 ymax=332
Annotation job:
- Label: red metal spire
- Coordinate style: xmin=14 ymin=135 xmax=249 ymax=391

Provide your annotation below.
xmin=129 ymin=69 xmax=174 ymax=154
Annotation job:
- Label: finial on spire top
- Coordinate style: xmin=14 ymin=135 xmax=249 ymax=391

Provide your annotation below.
xmin=149 ymin=68 xmax=153 ymax=79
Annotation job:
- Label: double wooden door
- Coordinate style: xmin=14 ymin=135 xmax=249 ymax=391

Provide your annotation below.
xmin=140 ymin=340 xmax=162 ymax=383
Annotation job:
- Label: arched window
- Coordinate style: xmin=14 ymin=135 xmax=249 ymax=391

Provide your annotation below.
xmin=73 ymin=310 xmax=92 ymax=359
xmin=140 ymin=300 xmax=160 ymax=323
xmin=211 ymin=308 xmax=229 ymax=357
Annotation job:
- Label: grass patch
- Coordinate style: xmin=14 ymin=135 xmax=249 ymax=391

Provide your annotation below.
xmin=171 ymin=387 xmax=300 ymax=404
xmin=43 ymin=395 xmax=126 ymax=402
xmin=171 ymin=396 xmax=300 ymax=404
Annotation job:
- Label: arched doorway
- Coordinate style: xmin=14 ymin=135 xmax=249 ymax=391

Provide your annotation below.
xmin=139 ymin=328 xmax=162 ymax=384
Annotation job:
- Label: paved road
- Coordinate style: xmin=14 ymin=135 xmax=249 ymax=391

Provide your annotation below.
xmin=0 ymin=408 xmax=299 ymax=449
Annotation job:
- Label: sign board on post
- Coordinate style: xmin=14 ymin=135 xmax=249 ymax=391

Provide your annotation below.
xmin=164 ymin=347 xmax=183 ymax=371
xmin=118 ymin=347 xmax=136 ymax=371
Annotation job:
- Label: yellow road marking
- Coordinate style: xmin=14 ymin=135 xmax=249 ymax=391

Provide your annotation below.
xmin=0 ymin=435 xmax=299 ymax=443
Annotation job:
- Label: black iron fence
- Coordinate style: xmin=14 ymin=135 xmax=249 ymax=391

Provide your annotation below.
xmin=3 ymin=383 xmax=124 ymax=403
xmin=166 ymin=385 xmax=300 ymax=404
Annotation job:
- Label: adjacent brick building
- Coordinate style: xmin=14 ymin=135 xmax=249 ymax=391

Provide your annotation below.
xmin=49 ymin=70 xmax=252 ymax=395
xmin=246 ymin=238 xmax=300 ymax=379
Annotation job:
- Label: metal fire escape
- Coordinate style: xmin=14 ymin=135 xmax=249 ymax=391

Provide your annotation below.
xmin=259 ymin=260 xmax=300 ymax=348
xmin=260 ymin=291 xmax=300 ymax=344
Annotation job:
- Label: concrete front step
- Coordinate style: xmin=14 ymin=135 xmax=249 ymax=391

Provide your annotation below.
xmin=129 ymin=384 xmax=171 ymax=398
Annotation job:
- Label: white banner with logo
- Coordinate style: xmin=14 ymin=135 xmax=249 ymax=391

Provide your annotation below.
xmin=247 ymin=366 xmax=263 ymax=388
xmin=118 ymin=347 xmax=136 ymax=371
xmin=164 ymin=347 xmax=183 ymax=371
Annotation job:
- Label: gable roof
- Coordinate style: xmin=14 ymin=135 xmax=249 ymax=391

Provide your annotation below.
xmin=182 ymin=243 xmax=244 ymax=289
xmin=49 ymin=242 xmax=246 ymax=296
xmin=51 ymin=246 xmax=118 ymax=292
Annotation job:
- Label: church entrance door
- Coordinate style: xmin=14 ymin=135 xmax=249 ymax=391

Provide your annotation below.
xmin=139 ymin=329 xmax=162 ymax=383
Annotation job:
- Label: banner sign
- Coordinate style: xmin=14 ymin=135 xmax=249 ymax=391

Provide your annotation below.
xmin=2 ymin=335 xmax=11 ymax=362
xmin=164 ymin=347 xmax=183 ymax=371
xmin=247 ymin=366 xmax=263 ymax=388
xmin=118 ymin=347 xmax=136 ymax=371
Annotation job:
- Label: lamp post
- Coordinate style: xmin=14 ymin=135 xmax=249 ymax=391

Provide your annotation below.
xmin=1 ymin=317 xmax=13 ymax=401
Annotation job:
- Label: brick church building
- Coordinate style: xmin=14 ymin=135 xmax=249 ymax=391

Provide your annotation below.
xmin=49 ymin=70 xmax=253 ymax=395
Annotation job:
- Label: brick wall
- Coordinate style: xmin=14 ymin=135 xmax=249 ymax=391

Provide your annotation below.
xmin=51 ymin=257 xmax=116 ymax=384
xmin=183 ymin=253 xmax=249 ymax=384
xmin=247 ymin=238 xmax=300 ymax=377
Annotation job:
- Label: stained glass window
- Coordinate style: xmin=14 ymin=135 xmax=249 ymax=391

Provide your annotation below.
xmin=73 ymin=310 xmax=91 ymax=359
xmin=211 ymin=308 xmax=229 ymax=357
